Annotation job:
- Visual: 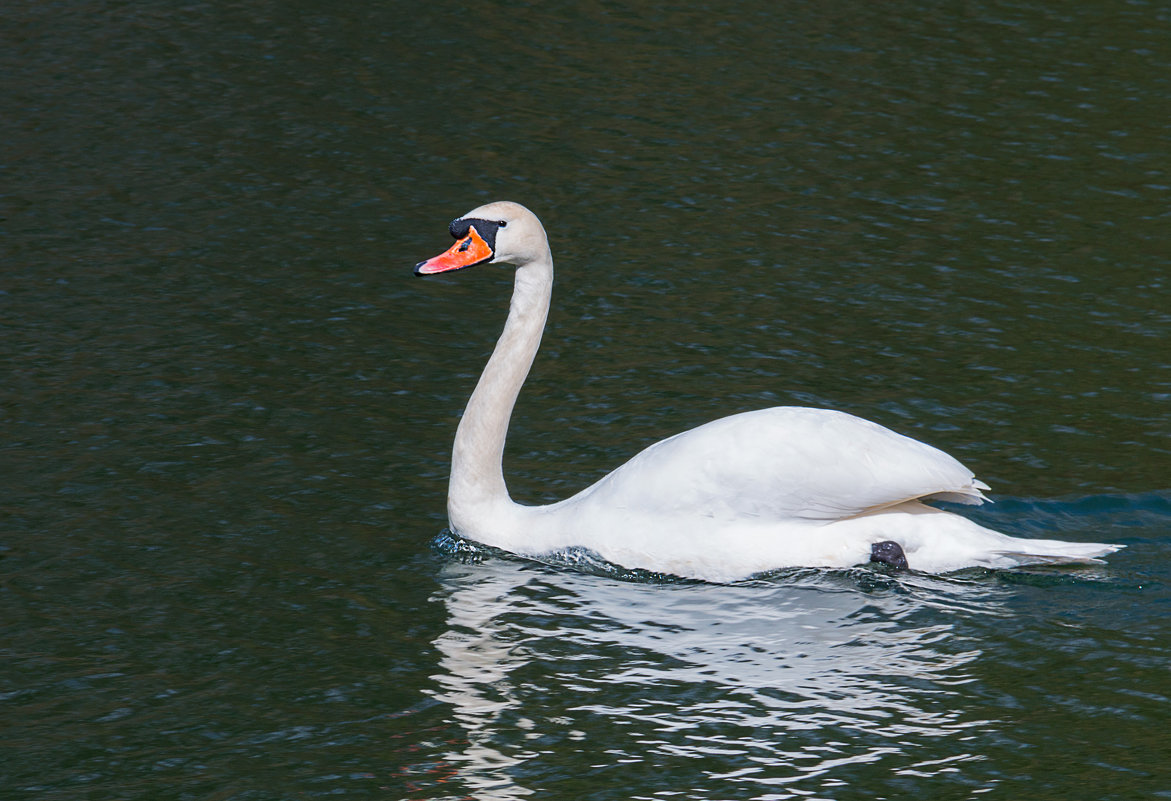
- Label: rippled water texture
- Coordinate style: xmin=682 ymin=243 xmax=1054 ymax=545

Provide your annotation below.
xmin=3 ymin=0 xmax=1169 ymax=798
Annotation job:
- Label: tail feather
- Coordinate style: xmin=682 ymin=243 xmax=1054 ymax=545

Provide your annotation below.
xmin=995 ymin=552 xmax=1108 ymax=566
xmin=994 ymin=541 xmax=1124 ymax=567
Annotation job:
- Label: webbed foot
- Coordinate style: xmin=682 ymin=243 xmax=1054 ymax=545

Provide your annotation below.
xmin=870 ymin=540 xmax=909 ymax=570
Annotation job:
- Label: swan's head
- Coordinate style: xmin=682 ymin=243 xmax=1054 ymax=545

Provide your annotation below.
xmin=414 ymin=201 xmax=549 ymax=276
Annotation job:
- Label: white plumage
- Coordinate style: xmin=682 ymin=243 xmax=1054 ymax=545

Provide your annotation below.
xmin=415 ymin=201 xmax=1122 ymax=582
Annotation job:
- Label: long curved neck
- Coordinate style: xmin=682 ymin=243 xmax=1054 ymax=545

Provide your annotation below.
xmin=448 ymin=257 xmax=553 ymax=527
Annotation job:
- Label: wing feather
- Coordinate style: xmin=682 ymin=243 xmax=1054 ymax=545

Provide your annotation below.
xmin=570 ymin=407 xmax=988 ymax=524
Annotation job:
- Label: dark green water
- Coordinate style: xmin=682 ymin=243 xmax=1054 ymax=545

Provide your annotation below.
xmin=3 ymin=1 xmax=1169 ymax=798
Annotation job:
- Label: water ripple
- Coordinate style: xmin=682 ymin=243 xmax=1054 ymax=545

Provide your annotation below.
xmin=424 ymin=557 xmax=1007 ymax=797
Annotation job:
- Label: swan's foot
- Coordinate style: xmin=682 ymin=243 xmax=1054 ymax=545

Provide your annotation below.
xmin=870 ymin=540 xmax=909 ymax=571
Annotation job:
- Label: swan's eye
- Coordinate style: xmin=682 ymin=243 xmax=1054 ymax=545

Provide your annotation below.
xmin=497 ymin=220 xmax=508 ymax=227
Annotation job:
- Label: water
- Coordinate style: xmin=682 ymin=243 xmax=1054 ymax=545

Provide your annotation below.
xmin=2 ymin=0 xmax=1169 ymax=798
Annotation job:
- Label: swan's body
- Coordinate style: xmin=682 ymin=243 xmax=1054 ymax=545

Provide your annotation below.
xmin=415 ymin=201 xmax=1122 ymax=582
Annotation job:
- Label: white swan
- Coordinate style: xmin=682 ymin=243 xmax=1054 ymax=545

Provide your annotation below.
xmin=415 ymin=201 xmax=1123 ymax=582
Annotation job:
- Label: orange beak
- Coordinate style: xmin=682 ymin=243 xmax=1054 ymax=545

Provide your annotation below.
xmin=415 ymin=225 xmax=494 ymax=275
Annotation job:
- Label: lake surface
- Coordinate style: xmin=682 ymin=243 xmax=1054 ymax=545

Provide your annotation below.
xmin=3 ymin=0 xmax=1169 ymax=798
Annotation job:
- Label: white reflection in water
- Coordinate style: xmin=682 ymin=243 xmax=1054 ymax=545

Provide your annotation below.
xmin=427 ymin=558 xmax=1007 ymax=798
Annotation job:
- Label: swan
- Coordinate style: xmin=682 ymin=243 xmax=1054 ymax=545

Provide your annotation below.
xmin=414 ymin=201 xmax=1123 ymax=582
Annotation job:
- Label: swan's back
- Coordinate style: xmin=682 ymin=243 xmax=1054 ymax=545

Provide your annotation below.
xmin=564 ymin=407 xmax=988 ymax=524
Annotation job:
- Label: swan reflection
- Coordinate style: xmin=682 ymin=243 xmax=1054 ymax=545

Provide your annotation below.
xmin=425 ymin=556 xmax=1006 ymax=797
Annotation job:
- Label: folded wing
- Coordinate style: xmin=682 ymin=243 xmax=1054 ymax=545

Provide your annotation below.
xmin=570 ymin=407 xmax=989 ymax=525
